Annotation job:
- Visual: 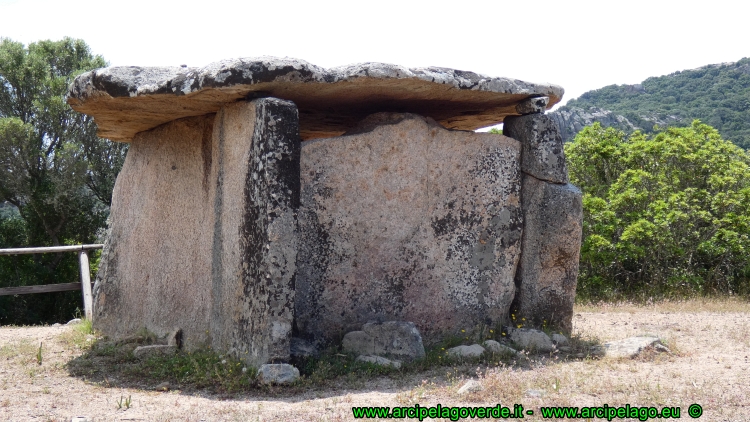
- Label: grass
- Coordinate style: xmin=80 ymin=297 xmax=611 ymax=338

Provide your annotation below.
xmin=64 ymin=327 xmax=606 ymax=396
xmin=59 ymin=317 xmax=95 ymax=351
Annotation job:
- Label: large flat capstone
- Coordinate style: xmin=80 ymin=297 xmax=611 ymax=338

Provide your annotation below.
xmin=295 ymin=113 xmax=522 ymax=345
xmin=67 ymin=57 xmax=563 ymax=142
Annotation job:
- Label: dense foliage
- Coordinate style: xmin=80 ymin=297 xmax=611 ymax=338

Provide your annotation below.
xmin=566 ymin=121 xmax=750 ymax=300
xmin=0 ymin=38 xmax=127 ymax=324
xmin=564 ymin=58 xmax=750 ymax=149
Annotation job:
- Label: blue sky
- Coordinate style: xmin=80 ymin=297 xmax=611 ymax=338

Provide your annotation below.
xmin=1 ymin=0 xmax=747 ymax=114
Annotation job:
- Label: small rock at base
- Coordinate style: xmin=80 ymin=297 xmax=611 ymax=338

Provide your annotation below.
xmin=71 ymin=417 xmax=89 ymax=422
xmin=155 ymin=381 xmax=170 ymax=391
xmin=133 ymin=344 xmax=177 ymax=359
xmin=342 ymin=321 xmax=425 ymax=360
xmin=446 ymin=344 xmax=486 ymax=358
xmin=483 ymin=340 xmax=518 ymax=355
xmin=257 ymin=363 xmax=300 ymax=385
xmin=509 ymin=328 xmax=555 ymax=353
xmin=167 ymin=329 xmax=183 ymax=349
xmin=457 ymin=379 xmax=483 ymax=395
xmin=52 ymin=323 xmax=62 ymax=327
xmin=356 ymin=355 xmax=402 ymax=369
xmin=67 ymin=318 xmax=82 ymax=325
xmin=602 ymin=336 xmax=662 ymax=359
xmin=525 ymin=389 xmax=546 ymax=398
xmin=551 ymin=333 xmax=569 ymax=346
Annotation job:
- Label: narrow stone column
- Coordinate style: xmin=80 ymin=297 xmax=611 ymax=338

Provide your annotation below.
xmin=503 ymin=97 xmax=568 ymax=184
xmin=505 ymin=97 xmax=583 ymax=333
xmin=210 ymin=98 xmax=300 ymax=366
xmin=513 ymin=175 xmax=582 ymax=333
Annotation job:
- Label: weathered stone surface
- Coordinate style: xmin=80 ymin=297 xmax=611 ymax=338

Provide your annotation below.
xmin=133 ymin=345 xmax=177 ymax=359
xmin=516 ymin=96 xmax=549 ymax=115
xmin=154 ymin=381 xmax=171 ymax=391
xmin=457 ymin=380 xmax=483 ymax=394
xmin=209 ymin=98 xmax=299 ymax=367
xmin=504 ymin=113 xmax=568 ymax=184
xmin=548 ymin=106 xmax=639 ymax=143
xmin=512 ymin=175 xmax=582 ymax=333
xmin=551 ymin=333 xmax=569 ymax=346
xmin=92 ymin=114 xmax=216 ymax=348
xmin=509 ymin=328 xmax=555 ymax=352
xmin=290 ymin=337 xmax=317 ymax=357
xmin=446 ymin=344 xmax=486 ymax=358
xmin=603 ymin=336 xmax=663 ymax=359
xmin=257 ymin=363 xmax=300 ymax=385
xmin=67 ymin=57 xmax=564 ymax=142
xmin=356 ymin=355 xmax=402 ymax=369
xmin=342 ymin=321 xmax=426 ymax=360
xmin=167 ymin=329 xmax=183 ymax=348
xmin=296 ymin=113 xmax=522 ymax=345
xmin=93 ymin=97 xmax=299 ymax=367
xmin=483 ymin=339 xmax=518 ymax=355
xmin=66 ymin=318 xmax=82 ymax=325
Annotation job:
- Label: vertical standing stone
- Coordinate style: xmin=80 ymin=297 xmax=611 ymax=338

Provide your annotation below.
xmin=504 ymin=106 xmax=582 ymax=334
xmin=504 ymin=113 xmax=568 ymax=184
xmin=210 ymin=98 xmax=300 ymax=366
xmin=512 ymin=175 xmax=582 ymax=333
xmin=92 ymin=115 xmax=216 ymax=347
xmin=296 ymin=113 xmax=522 ymax=346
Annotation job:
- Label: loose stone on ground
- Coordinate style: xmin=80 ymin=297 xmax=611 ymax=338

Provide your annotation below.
xmin=257 ymin=364 xmax=300 ymax=385
xmin=133 ymin=345 xmax=177 ymax=359
xmin=446 ymin=344 xmax=486 ymax=358
xmin=457 ymin=380 xmax=483 ymax=395
xmin=342 ymin=321 xmax=426 ymax=360
xmin=509 ymin=328 xmax=555 ymax=353
xmin=602 ymin=336 xmax=667 ymax=358
xmin=355 ymin=355 xmax=402 ymax=369
xmin=483 ymin=340 xmax=518 ymax=355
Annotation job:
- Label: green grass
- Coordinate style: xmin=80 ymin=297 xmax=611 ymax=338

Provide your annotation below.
xmin=130 ymin=349 xmax=255 ymax=392
xmin=64 ymin=324 xmax=606 ymax=394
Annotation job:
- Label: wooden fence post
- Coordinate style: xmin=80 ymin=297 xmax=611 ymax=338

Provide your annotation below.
xmin=78 ymin=250 xmax=94 ymax=321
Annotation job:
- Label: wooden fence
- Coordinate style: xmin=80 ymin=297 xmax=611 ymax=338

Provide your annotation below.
xmin=0 ymin=244 xmax=104 ymax=320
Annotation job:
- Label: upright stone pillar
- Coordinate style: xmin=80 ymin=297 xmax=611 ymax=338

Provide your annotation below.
xmin=296 ymin=113 xmax=522 ymax=345
xmin=93 ymin=97 xmax=300 ymax=367
xmin=93 ymin=115 xmax=216 ymax=347
xmin=505 ymin=97 xmax=583 ymax=333
xmin=210 ymin=98 xmax=300 ymax=366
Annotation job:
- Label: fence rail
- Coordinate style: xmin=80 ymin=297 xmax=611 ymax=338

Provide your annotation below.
xmin=0 ymin=244 xmax=104 ymax=320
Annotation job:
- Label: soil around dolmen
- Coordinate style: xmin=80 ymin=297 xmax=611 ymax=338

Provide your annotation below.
xmin=1 ymin=300 xmax=748 ymax=421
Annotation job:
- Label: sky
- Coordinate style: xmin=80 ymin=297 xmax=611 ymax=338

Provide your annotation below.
xmin=1 ymin=0 xmax=747 ymax=113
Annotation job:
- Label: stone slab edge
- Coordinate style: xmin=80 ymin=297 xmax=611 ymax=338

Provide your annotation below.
xmin=67 ymin=57 xmax=563 ymax=141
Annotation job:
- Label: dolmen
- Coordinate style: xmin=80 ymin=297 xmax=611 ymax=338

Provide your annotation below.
xmin=68 ymin=57 xmax=582 ymax=367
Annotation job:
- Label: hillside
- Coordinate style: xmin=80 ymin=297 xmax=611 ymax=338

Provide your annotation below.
xmin=549 ymin=58 xmax=750 ymax=149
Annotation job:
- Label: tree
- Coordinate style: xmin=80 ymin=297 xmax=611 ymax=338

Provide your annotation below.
xmin=0 ymin=38 xmax=127 ymax=324
xmin=566 ymin=121 xmax=750 ymax=300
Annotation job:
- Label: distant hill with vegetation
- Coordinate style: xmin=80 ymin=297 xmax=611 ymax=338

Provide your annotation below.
xmin=549 ymin=57 xmax=750 ymax=149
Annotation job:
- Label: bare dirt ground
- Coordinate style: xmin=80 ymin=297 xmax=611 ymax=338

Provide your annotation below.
xmin=1 ymin=298 xmax=749 ymax=421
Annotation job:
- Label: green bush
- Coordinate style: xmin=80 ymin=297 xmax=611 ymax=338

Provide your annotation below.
xmin=566 ymin=121 xmax=750 ymax=300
